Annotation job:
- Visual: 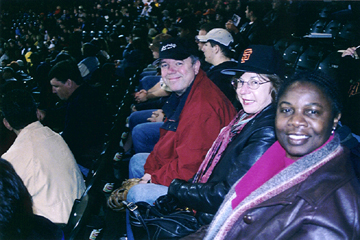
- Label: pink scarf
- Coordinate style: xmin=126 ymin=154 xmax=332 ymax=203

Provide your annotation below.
xmin=232 ymin=135 xmax=334 ymax=209
xmin=193 ymin=110 xmax=259 ymax=183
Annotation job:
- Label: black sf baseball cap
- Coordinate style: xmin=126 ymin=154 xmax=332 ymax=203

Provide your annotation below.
xmin=153 ymin=37 xmax=198 ymax=65
xmin=222 ymin=45 xmax=284 ymax=78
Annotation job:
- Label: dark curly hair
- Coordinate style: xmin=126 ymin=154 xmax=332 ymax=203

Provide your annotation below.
xmin=277 ymin=70 xmax=343 ymax=118
xmin=0 ymin=158 xmax=33 ymax=239
xmin=1 ymin=89 xmax=38 ymax=131
xmin=48 ymin=59 xmax=83 ymax=85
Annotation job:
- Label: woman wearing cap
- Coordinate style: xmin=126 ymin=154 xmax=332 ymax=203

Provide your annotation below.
xmin=157 ymin=45 xmax=284 ymax=226
xmin=202 ymin=71 xmax=360 ymax=239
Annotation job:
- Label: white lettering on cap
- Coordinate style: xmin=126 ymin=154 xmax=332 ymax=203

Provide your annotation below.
xmin=161 ymin=43 xmax=177 ymax=52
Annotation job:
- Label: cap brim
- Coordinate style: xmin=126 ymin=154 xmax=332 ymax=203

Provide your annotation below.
xmin=153 ymin=54 xmax=192 ymax=66
xmin=221 ymin=66 xmax=273 ymax=76
xmin=195 ymin=35 xmax=208 ymax=42
xmin=221 ymin=69 xmax=240 ymax=76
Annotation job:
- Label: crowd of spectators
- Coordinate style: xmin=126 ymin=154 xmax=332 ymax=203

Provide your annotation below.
xmin=1 ymin=0 xmax=360 ymax=239
xmin=0 ymin=0 xmax=359 ymax=99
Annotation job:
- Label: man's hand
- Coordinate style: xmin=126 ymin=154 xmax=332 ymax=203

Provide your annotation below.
xmin=147 ymin=109 xmax=165 ymax=122
xmin=139 ymin=173 xmax=151 ymax=184
xmin=134 ymin=89 xmax=148 ymax=103
xmin=225 ymin=20 xmax=239 ymax=34
xmin=341 ymin=46 xmax=359 ymax=59
xmin=37 ymin=109 xmax=46 ymax=121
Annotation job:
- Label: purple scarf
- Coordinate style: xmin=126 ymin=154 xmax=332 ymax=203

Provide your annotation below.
xmin=192 ymin=109 xmax=259 ymax=183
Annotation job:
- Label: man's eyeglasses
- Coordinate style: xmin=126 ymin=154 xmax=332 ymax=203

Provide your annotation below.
xmin=231 ymin=78 xmax=270 ymax=90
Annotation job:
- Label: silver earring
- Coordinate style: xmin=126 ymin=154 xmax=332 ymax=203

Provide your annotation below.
xmin=331 ymin=127 xmax=336 ymax=135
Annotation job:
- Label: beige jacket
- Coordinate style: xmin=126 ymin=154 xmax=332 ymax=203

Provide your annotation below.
xmin=2 ymin=121 xmax=85 ymax=223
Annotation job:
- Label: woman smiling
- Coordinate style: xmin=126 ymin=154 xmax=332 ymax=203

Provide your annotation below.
xmin=203 ymin=71 xmax=360 ymax=240
xmin=158 ymin=45 xmax=283 ymax=227
xmin=276 ymin=79 xmax=341 ymax=160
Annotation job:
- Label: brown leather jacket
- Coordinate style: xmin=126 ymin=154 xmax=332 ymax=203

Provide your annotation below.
xmin=184 ymin=136 xmax=360 ymax=239
xmin=224 ymin=148 xmax=360 ymax=239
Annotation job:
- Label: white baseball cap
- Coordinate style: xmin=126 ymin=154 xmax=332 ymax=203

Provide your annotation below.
xmin=196 ymin=28 xmax=234 ymax=47
xmin=48 ymin=43 xmax=56 ymax=49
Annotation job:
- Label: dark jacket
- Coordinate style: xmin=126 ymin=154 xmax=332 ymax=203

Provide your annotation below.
xmin=26 ymin=215 xmax=64 ymax=240
xmin=203 ymin=135 xmax=360 ymax=240
xmin=233 ymin=19 xmax=269 ymax=56
xmin=168 ymin=104 xmax=276 ymax=224
xmin=206 ymin=61 xmax=238 ymax=107
xmin=61 ymin=84 xmax=108 ymax=168
xmin=240 ymin=20 xmax=268 ymax=44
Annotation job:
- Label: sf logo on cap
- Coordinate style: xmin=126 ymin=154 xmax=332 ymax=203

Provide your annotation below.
xmin=241 ymin=48 xmax=253 ymax=63
xmin=161 ymin=43 xmax=177 ymax=52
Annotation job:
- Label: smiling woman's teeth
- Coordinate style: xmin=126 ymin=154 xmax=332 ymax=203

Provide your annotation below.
xmin=289 ymin=135 xmax=308 ymax=140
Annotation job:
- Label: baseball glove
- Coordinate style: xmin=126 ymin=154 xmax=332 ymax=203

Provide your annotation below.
xmin=107 ymin=178 xmax=141 ymax=211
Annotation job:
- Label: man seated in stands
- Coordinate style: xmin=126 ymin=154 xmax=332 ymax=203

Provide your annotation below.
xmin=77 ymin=42 xmax=100 ymax=82
xmin=39 ymin=59 xmax=108 ymax=176
xmin=133 ymin=33 xmax=173 ymax=107
xmin=125 ymin=37 xmax=237 ymax=204
xmin=1 ymin=89 xmax=85 ymax=224
xmin=126 ymin=28 xmax=237 ymax=155
xmin=196 ymin=28 xmax=238 ymax=107
xmin=196 ymin=23 xmax=220 ymax=72
xmin=226 ymin=1 xmax=269 ymax=55
xmin=118 ymin=34 xmax=173 ymax=155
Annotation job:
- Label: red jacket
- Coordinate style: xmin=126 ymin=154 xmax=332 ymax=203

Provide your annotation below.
xmin=144 ymin=69 xmax=237 ymax=186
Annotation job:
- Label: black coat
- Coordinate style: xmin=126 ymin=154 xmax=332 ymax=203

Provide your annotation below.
xmin=168 ymin=104 xmax=276 ymax=224
xmin=206 ymin=61 xmax=238 ymax=107
xmin=61 ymin=84 xmax=108 ymax=168
xmin=232 ymin=19 xmax=270 ymax=56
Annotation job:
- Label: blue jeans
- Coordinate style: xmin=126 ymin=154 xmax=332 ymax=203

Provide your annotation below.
xmin=128 ymin=153 xmax=149 ymax=178
xmin=132 ymin=122 xmax=162 ymax=153
xmin=127 ymin=183 xmax=168 ymax=204
xmin=139 ymin=70 xmax=157 ymax=79
xmin=128 ymin=110 xmax=157 ymax=131
xmin=126 ymin=153 xmax=168 ymax=240
xmin=128 ymin=153 xmax=168 ymax=202
xmin=78 ymin=164 xmax=89 ymax=178
xmin=138 ymin=75 xmax=161 ymax=90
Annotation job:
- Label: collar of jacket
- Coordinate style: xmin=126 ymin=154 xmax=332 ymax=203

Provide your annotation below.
xmin=66 ymin=83 xmax=89 ymax=102
xmin=239 ymin=103 xmax=275 ymax=130
xmin=262 ymin=144 xmax=354 ymax=208
xmin=161 ymin=75 xmax=195 ymax=132
xmin=235 ymin=135 xmax=343 ymax=210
